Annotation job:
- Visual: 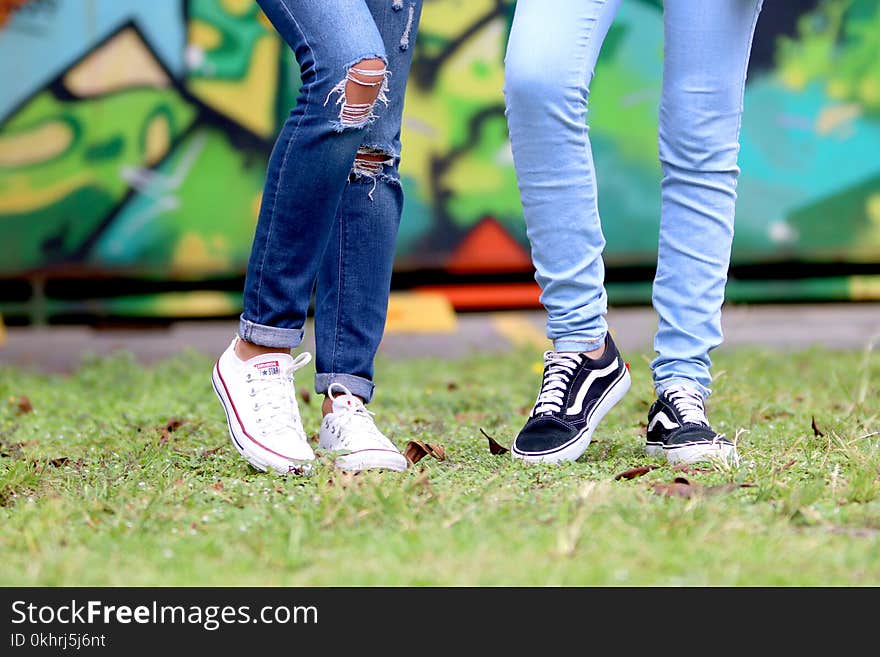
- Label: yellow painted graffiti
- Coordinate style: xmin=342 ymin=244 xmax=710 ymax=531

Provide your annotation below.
xmin=155 ymin=291 xmax=239 ymax=316
xmin=0 ymin=121 xmax=74 ymax=168
xmin=144 ymin=114 xmax=171 ymax=167
xmin=64 ymin=28 xmax=170 ymax=96
xmin=188 ymin=35 xmax=280 ymax=140
xmin=189 ymin=19 xmax=223 ymax=50
xmin=171 ymin=233 xmax=232 ymax=275
xmin=220 ymin=0 xmax=251 ymax=17
xmin=0 ymin=173 xmax=94 ymax=214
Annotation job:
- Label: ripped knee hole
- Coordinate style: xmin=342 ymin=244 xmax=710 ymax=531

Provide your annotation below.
xmin=325 ymin=59 xmax=390 ymax=129
xmin=352 ymin=147 xmax=395 ymax=177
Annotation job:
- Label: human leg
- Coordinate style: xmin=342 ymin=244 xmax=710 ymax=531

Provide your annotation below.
xmin=647 ymin=0 xmax=764 ymax=464
xmin=504 ymin=0 xmax=631 ymax=463
xmin=239 ymin=0 xmax=390 ymax=350
xmin=313 ymin=0 xmax=424 ymax=472
xmin=504 ymin=0 xmax=622 ymax=353
xmin=313 ymin=0 xmax=424 ymax=405
xmin=214 ymin=0 xmax=390 ymax=474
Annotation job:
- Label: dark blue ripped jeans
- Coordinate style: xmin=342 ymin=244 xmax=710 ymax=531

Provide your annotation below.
xmin=240 ymin=0 xmax=423 ymax=403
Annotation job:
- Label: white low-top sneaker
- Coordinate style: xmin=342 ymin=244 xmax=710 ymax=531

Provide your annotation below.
xmin=212 ymin=337 xmax=315 ymax=474
xmin=318 ymin=383 xmax=408 ymax=472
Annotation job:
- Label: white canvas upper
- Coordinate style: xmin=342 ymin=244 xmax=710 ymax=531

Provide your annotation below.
xmin=318 ymin=383 xmax=408 ymax=472
xmin=212 ymin=338 xmax=315 ymax=474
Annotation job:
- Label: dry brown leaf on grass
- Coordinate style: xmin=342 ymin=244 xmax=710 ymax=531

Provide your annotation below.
xmin=614 ymin=465 xmax=658 ymax=481
xmin=811 ymin=415 xmax=825 ymax=437
xmin=15 ymin=396 xmax=33 ymax=415
xmin=652 ymin=476 xmax=697 ymax=498
xmin=157 ymin=417 xmax=187 ymax=444
xmin=165 ymin=418 xmax=186 ymax=432
xmin=479 ymin=428 xmax=509 ymax=455
xmin=404 ymin=441 xmax=446 ymax=465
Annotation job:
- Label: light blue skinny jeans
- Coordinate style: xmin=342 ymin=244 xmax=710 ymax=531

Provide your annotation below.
xmin=504 ymin=0 xmax=764 ymax=399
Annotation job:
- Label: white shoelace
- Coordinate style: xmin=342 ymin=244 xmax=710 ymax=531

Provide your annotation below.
xmin=532 ymin=351 xmax=582 ymax=415
xmin=665 ymin=385 xmax=709 ymax=426
xmin=327 ymin=384 xmax=395 ymax=450
xmin=248 ymin=353 xmax=311 ymax=439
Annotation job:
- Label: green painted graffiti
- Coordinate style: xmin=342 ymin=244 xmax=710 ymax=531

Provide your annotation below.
xmin=0 ymin=0 xmax=878 ymax=321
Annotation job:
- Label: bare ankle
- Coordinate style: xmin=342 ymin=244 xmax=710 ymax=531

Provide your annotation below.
xmin=234 ymin=338 xmax=291 ymax=361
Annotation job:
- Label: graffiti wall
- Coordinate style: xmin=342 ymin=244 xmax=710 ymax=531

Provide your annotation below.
xmin=1 ymin=0 xmax=879 ymax=322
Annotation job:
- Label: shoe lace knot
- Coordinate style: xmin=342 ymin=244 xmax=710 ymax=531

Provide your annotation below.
xmin=532 ymin=351 xmax=582 ymax=415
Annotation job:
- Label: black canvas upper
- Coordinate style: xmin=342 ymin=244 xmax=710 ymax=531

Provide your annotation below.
xmin=646 ymin=388 xmax=731 ymax=448
xmin=513 ymin=334 xmax=627 ymax=455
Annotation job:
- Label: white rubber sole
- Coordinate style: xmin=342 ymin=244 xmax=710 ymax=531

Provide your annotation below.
xmin=512 ymin=366 xmax=632 ymax=464
xmin=332 ymin=448 xmax=409 ymax=473
xmin=646 ymin=440 xmax=739 ymax=466
xmin=212 ymin=364 xmax=314 ymax=475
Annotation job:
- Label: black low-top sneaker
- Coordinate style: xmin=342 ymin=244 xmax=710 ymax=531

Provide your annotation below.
xmin=512 ymin=334 xmax=631 ymax=464
xmin=645 ymin=385 xmax=738 ymax=465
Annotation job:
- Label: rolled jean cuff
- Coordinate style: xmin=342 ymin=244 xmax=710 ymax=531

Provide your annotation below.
xmin=238 ymin=315 xmax=304 ymax=349
xmin=315 ymin=373 xmax=375 ymax=403
xmin=553 ymin=331 xmax=607 ymax=353
xmin=655 ymin=377 xmax=712 ymax=401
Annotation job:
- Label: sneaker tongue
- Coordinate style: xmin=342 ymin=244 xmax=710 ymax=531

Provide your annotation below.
xmin=332 ymin=393 xmax=364 ymax=414
xmin=246 ymin=353 xmax=294 ymax=378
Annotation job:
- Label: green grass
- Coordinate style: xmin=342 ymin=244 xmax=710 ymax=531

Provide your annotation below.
xmin=1 ymin=342 xmax=878 ymax=586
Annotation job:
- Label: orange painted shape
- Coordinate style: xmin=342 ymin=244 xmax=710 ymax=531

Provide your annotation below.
xmin=414 ymin=283 xmax=542 ymax=311
xmin=446 ymin=216 xmax=532 ymax=274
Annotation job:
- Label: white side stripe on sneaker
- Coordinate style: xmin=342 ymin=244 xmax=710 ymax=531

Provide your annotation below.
xmin=647 ymin=410 xmax=679 ymax=432
xmin=565 ymin=358 xmax=620 ymax=416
